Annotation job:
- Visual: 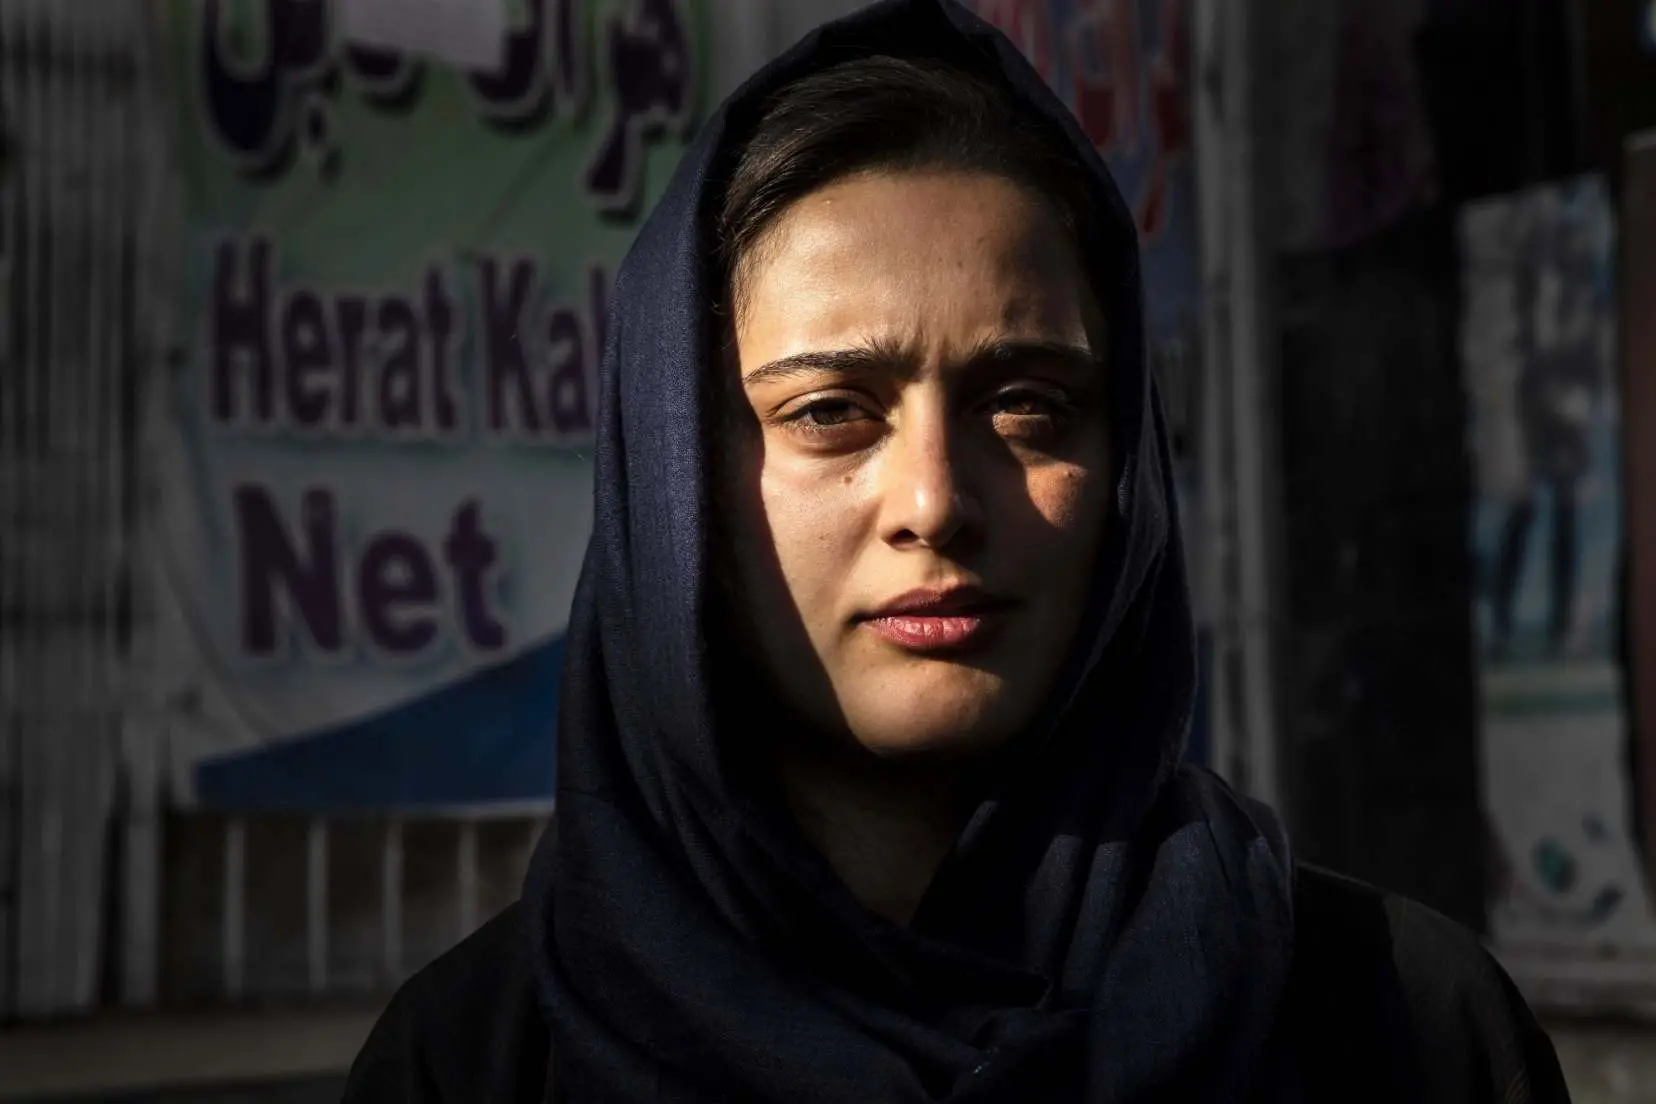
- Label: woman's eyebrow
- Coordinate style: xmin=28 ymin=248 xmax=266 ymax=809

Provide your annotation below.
xmin=740 ymin=338 xmax=1098 ymax=389
xmin=963 ymin=338 xmax=1099 ymax=375
xmin=741 ymin=344 xmax=912 ymax=388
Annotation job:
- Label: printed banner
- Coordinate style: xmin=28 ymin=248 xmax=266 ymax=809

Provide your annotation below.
xmin=150 ymin=0 xmax=707 ymax=810
xmin=1461 ymin=176 xmax=1656 ymax=951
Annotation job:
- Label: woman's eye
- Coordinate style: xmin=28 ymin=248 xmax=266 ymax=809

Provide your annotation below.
xmin=984 ymin=387 xmax=1081 ymax=446
xmin=988 ymin=388 xmax=1069 ymax=419
xmin=784 ymin=398 xmax=876 ymax=431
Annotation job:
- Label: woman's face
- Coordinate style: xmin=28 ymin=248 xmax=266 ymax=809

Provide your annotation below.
xmin=723 ymin=170 xmax=1111 ymax=758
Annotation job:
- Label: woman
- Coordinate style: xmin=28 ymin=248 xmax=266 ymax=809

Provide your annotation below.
xmin=346 ymin=1 xmax=1569 ymax=1100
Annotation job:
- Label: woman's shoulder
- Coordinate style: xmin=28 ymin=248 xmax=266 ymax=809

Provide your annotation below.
xmin=1292 ymin=861 xmax=1496 ymax=993
xmin=1287 ymin=862 xmax=1572 ymax=1103
xmin=343 ymin=900 xmax=551 ymax=1104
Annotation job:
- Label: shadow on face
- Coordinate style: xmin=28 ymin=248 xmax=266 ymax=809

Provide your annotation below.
xmin=719 ymin=169 xmax=1112 ymax=762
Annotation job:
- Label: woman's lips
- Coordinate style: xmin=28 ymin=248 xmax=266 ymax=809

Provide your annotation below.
xmin=862 ymin=611 xmax=1005 ymax=652
xmin=857 ymin=588 xmax=1017 ymax=654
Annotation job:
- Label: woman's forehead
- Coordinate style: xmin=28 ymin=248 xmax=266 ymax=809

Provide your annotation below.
xmin=733 ymin=172 xmax=1101 ymax=365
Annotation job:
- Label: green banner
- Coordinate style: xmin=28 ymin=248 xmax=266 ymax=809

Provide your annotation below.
xmin=150 ymin=0 xmax=707 ymax=810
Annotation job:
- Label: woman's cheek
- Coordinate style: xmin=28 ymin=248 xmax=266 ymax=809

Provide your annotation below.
xmin=762 ymin=473 xmax=864 ymax=609
xmin=1047 ymin=462 xmax=1108 ymax=527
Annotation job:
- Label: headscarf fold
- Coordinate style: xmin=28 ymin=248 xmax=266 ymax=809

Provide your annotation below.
xmin=525 ymin=2 xmax=1296 ymax=1099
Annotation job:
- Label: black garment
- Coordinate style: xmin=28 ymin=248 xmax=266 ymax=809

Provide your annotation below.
xmin=342 ymin=864 xmax=1571 ymax=1103
xmin=347 ymin=1 xmax=1562 ymax=1100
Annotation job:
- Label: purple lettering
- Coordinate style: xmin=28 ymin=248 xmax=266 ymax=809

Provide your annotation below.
xmin=424 ymin=269 xmax=460 ymax=434
xmin=282 ymin=289 xmax=333 ymax=428
xmin=235 ymin=484 xmax=342 ymax=655
xmin=211 ymin=238 xmax=273 ymax=424
xmin=481 ymin=258 xmax=541 ymax=436
xmin=345 ymin=43 xmax=425 ymax=111
xmin=200 ymin=0 xmax=329 ymax=177
xmin=586 ymin=0 xmax=692 ymax=214
xmin=358 ymin=532 xmax=439 ymax=655
xmin=469 ymin=0 xmax=551 ymax=129
xmin=335 ymin=295 xmax=368 ymax=429
xmin=444 ymin=501 xmax=506 ymax=652
xmin=544 ymin=307 xmax=591 ymax=436
xmin=210 ymin=239 xmax=481 ymax=439
xmin=377 ymin=297 xmax=422 ymax=430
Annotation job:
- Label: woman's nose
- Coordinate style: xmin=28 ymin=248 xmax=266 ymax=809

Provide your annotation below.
xmin=877 ymin=404 xmax=984 ymax=552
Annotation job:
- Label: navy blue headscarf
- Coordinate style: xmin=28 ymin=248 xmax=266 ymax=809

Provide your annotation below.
xmin=525 ymin=1 xmax=1296 ymax=1099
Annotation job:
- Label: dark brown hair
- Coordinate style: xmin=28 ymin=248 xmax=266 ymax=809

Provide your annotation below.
xmin=715 ymin=55 xmax=1102 ymax=319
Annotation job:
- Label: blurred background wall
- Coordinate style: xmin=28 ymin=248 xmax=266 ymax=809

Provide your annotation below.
xmin=2 ymin=0 xmax=1655 ymax=1099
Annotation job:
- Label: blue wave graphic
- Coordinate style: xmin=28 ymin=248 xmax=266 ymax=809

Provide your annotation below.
xmin=195 ymin=637 xmax=564 ymax=811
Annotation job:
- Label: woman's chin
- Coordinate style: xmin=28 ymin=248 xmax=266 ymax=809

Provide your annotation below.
xmin=840 ymin=679 xmax=1028 ymax=760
